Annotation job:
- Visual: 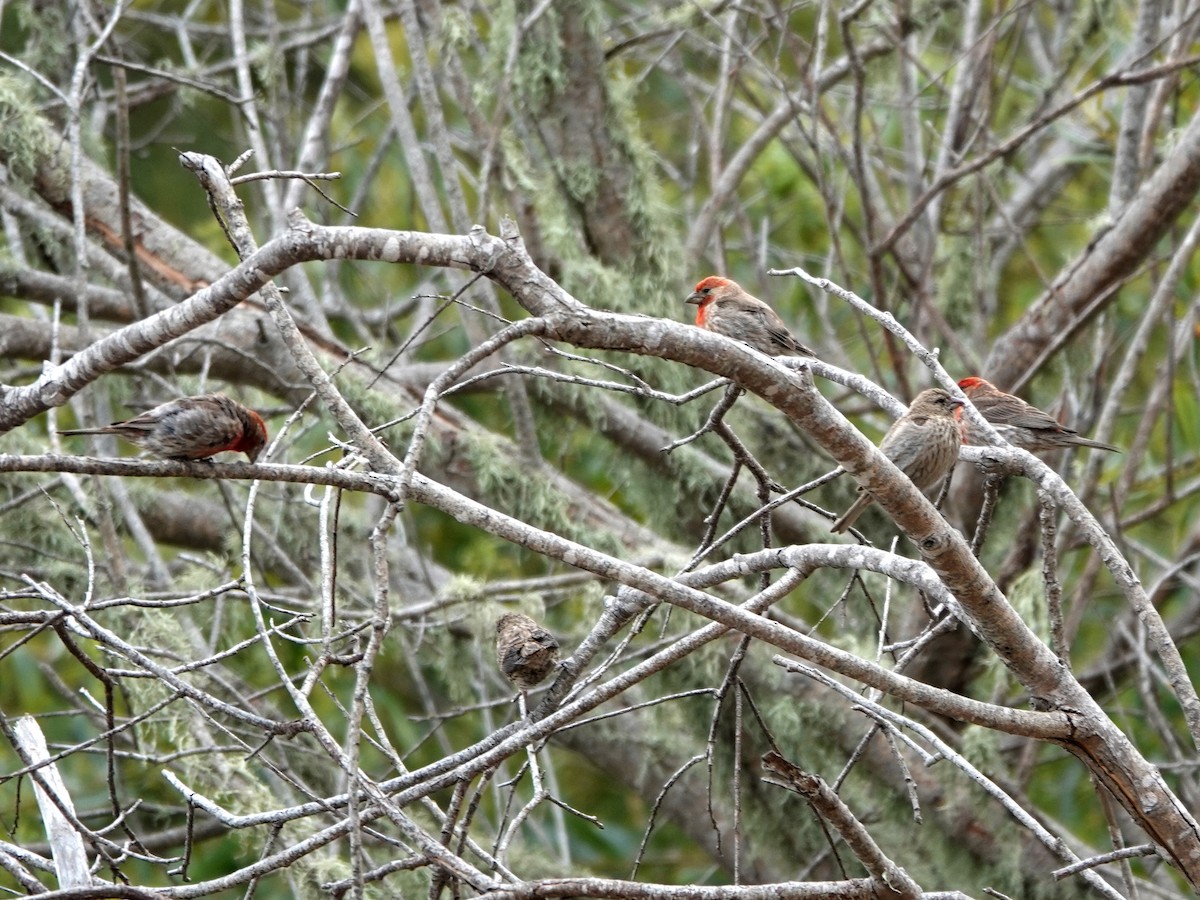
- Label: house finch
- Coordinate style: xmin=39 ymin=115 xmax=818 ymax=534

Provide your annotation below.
xmin=831 ymin=388 xmax=964 ymax=534
xmin=495 ymin=612 xmax=561 ymax=693
xmin=59 ymin=393 xmax=268 ymax=462
xmin=686 ymin=276 xmax=816 ymax=357
xmin=957 ymin=376 xmax=1119 ymax=452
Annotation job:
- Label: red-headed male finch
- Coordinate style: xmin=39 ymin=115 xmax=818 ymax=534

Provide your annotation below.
xmin=830 ymin=388 xmax=965 ymax=534
xmin=685 ymin=276 xmax=816 ymax=357
xmin=956 ymin=376 xmax=1119 ymax=453
xmin=59 ymin=393 xmax=268 ymax=463
xmin=495 ymin=612 xmax=561 ymax=693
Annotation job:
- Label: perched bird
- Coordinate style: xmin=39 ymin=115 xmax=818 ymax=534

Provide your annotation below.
xmin=59 ymin=393 xmax=268 ymax=463
xmin=831 ymin=388 xmax=964 ymax=534
xmin=495 ymin=612 xmax=561 ymax=693
xmin=685 ymin=276 xmax=816 ymax=357
xmin=957 ymin=376 xmax=1119 ymax=453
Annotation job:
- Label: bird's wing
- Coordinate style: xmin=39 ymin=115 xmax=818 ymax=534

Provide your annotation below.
xmin=1002 ymin=405 xmax=1075 ymax=433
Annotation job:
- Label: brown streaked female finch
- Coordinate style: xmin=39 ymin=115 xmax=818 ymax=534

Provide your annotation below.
xmin=686 ymin=276 xmax=816 ymax=357
xmin=495 ymin=613 xmax=561 ymax=693
xmin=831 ymin=388 xmax=964 ymax=534
xmin=956 ymin=376 xmax=1119 ymax=453
xmin=59 ymin=393 xmax=268 ymax=463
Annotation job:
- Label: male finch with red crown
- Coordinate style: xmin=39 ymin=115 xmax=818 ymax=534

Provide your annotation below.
xmin=957 ymin=377 xmax=1118 ymax=453
xmin=686 ymin=276 xmax=816 ymax=358
xmin=60 ymin=393 xmax=268 ymax=463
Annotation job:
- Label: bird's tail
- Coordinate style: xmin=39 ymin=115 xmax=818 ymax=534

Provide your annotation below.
xmin=830 ymin=493 xmax=872 ymax=534
xmin=1074 ymin=436 xmax=1121 ymax=452
xmin=58 ymin=427 xmax=111 ymax=436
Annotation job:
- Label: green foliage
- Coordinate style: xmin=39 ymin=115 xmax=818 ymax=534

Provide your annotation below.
xmin=0 ymin=76 xmax=56 ymax=189
xmin=1007 ymin=567 xmax=1049 ymax=646
xmin=463 ymin=427 xmax=625 ymax=559
xmin=509 ymin=6 xmax=568 ymax=108
xmin=440 ymin=573 xmax=488 ymax=608
xmin=937 ymin=235 xmax=987 ymax=332
xmin=4 ymin=4 xmax=69 ymax=89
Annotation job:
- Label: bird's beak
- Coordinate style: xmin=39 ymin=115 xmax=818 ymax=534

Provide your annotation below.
xmin=685 ymin=291 xmax=702 ymax=305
